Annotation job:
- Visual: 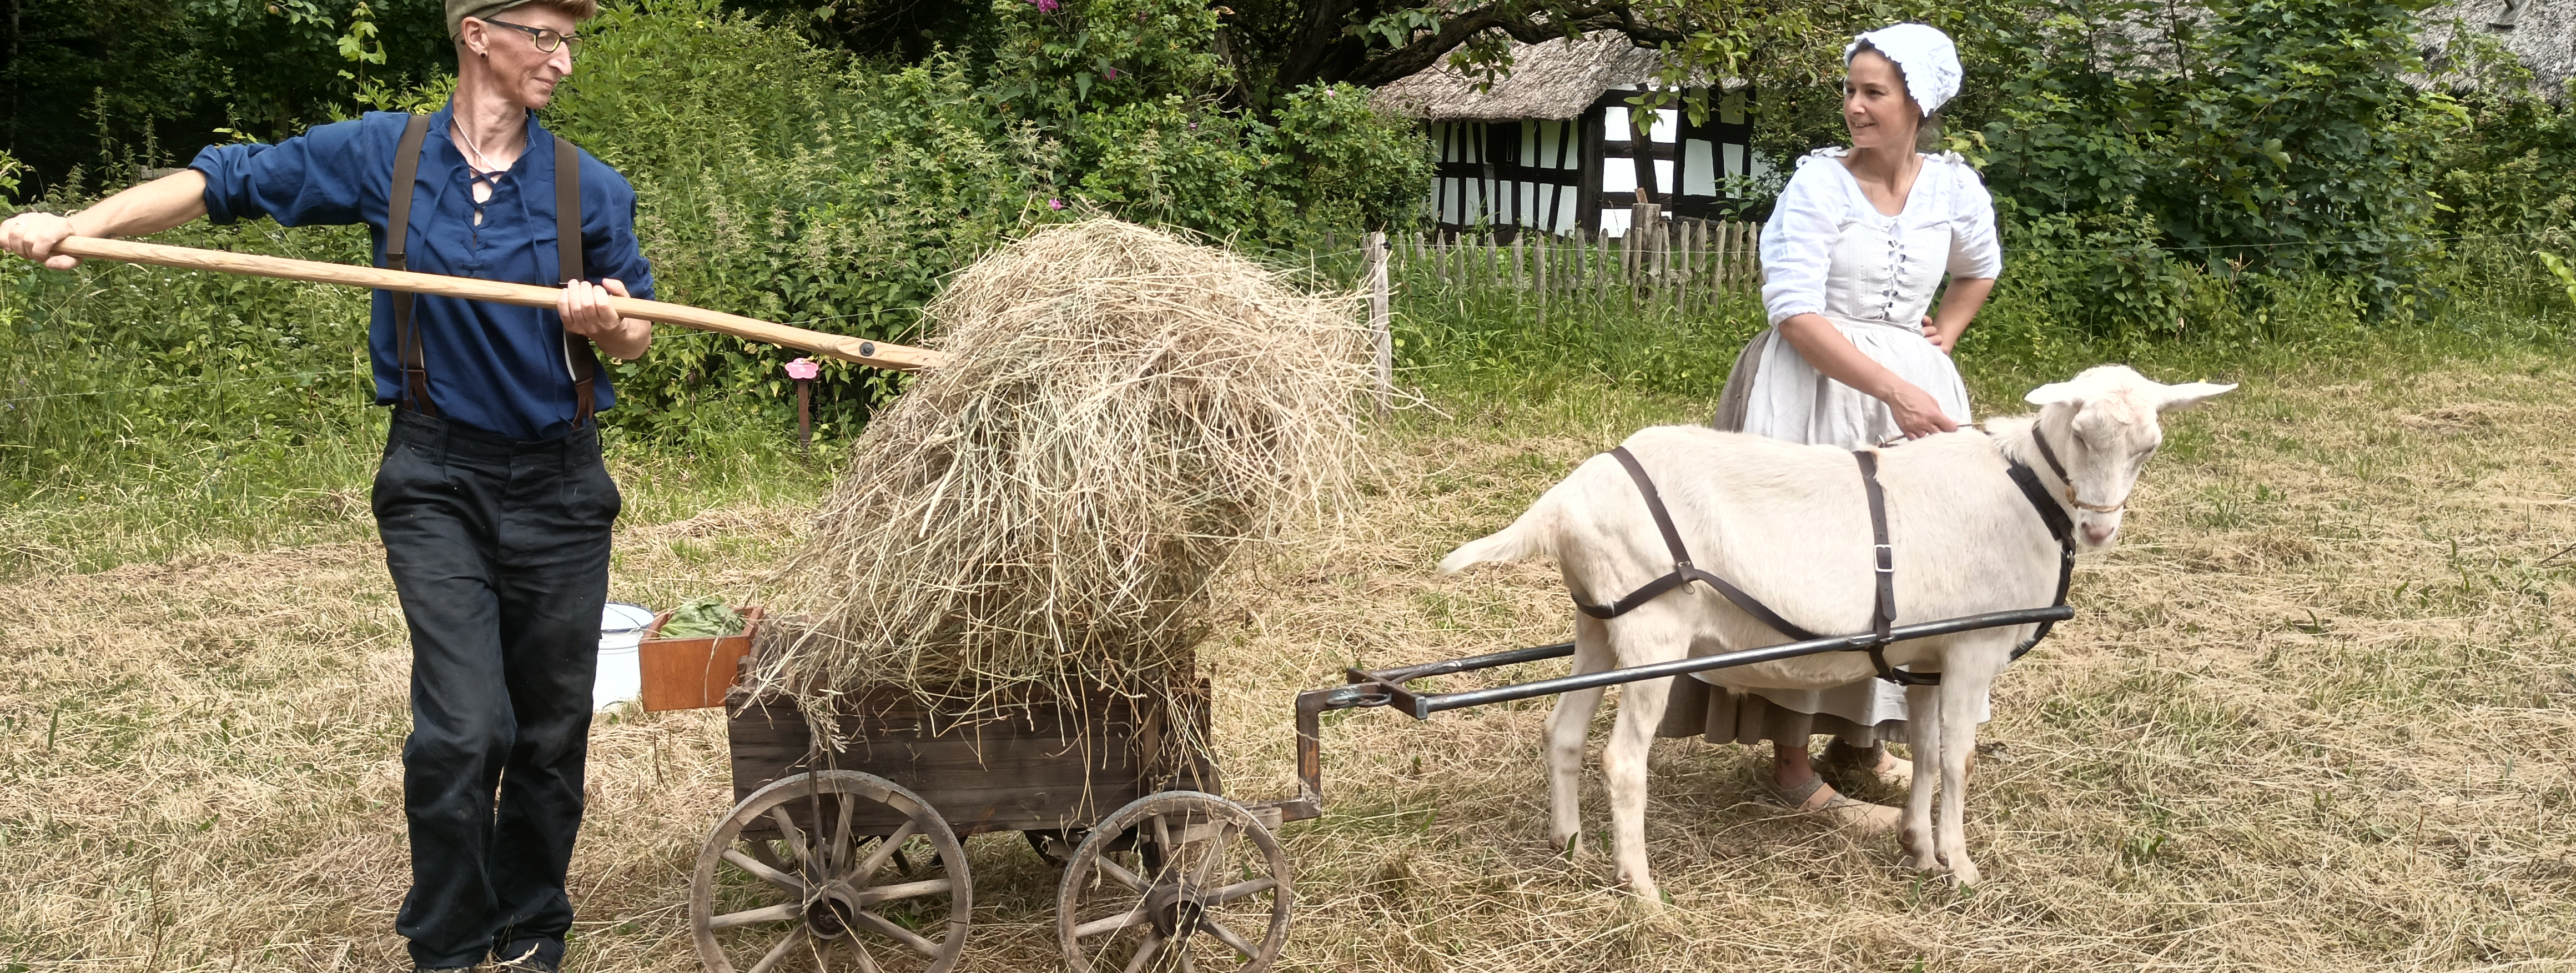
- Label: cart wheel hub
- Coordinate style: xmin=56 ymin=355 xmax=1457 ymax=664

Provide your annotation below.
xmin=805 ymin=882 xmax=864 ymax=940
xmin=1144 ymin=882 xmax=1206 ymax=938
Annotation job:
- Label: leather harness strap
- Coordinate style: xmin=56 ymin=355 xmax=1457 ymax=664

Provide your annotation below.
xmin=1568 ymin=438 xmax=2079 ymax=685
xmin=1852 ymin=449 xmax=1935 ymax=686
xmin=1576 ymin=447 xmax=1824 ymax=644
xmin=2000 ymin=447 xmax=2078 ymax=661
xmin=2026 ymin=421 xmax=2127 ymax=513
xmin=383 ymin=115 xmax=601 ymax=428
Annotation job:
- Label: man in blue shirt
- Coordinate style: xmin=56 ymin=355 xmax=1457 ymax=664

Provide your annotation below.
xmin=4 ymin=1 xmax=651 ymax=969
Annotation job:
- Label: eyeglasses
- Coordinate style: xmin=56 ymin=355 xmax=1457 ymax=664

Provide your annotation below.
xmin=480 ymin=17 xmax=582 ymax=53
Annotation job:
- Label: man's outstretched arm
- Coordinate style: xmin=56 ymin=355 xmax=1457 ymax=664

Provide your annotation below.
xmin=1 ymin=169 xmax=210 ymax=270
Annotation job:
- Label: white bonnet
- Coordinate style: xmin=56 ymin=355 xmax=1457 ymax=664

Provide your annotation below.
xmin=1843 ymin=23 xmax=1961 ymax=116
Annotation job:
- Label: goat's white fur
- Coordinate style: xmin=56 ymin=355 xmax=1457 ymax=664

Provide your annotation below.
xmin=1437 ymin=365 xmax=2232 ymax=895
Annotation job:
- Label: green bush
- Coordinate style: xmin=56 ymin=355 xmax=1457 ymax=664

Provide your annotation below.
xmin=990 ymin=0 xmax=1431 ymax=242
xmin=546 ymin=0 xmax=1058 ymax=445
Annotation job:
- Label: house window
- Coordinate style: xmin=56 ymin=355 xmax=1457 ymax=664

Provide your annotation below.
xmin=1592 ymin=86 xmax=1761 ymax=234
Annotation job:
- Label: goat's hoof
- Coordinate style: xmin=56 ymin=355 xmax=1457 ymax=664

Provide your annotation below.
xmin=1619 ymin=881 xmax=1666 ymax=906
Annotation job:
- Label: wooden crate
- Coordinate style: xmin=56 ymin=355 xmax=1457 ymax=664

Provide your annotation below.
xmin=638 ymin=606 xmax=764 ymax=711
xmin=726 ymin=678 xmax=1214 ymax=838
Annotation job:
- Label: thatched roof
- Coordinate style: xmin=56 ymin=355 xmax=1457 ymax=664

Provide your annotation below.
xmin=2422 ymin=0 xmax=2574 ymax=94
xmin=1371 ymin=34 xmax=1688 ymax=122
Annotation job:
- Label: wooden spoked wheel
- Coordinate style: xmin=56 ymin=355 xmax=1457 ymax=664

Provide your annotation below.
xmin=1056 ymin=791 xmax=1292 ymax=973
xmin=691 ymin=770 xmax=972 ymax=973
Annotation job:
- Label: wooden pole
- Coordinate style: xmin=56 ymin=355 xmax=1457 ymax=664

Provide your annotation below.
xmin=1368 ymin=231 xmax=1392 ymax=421
xmin=794 ymin=377 xmax=813 ymax=452
xmin=43 ymin=236 xmax=945 ymax=370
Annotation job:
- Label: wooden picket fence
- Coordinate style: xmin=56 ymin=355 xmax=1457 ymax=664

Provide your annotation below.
xmin=1371 ymin=215 xmax=1764 ymax=322
xmin=1334 ymin=214 xmax=1765 ymax=416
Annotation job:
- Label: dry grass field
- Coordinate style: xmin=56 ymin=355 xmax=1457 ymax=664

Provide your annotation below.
xmin=6 ymin=345 xmax=2575 ymax=971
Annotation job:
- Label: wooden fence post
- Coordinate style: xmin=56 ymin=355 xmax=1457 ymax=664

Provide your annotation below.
xmin=1721 ymin=220 xmax=1737 ymax=288
xmin=1369 ymin=230 xmax=1392 ymax=421
xmin=1536 ymin=235 xmax=1549 ymax=327
xmin=1593 ymin=228 xmax=1609 ymax=304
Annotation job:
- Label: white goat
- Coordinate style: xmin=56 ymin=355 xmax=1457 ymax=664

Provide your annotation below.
xmin=1437 ymin=365 xmax=2232 ymax=894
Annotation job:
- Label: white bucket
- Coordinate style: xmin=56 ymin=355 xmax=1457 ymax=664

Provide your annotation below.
xmin=595 ymin=602 xmax=657 ymax=712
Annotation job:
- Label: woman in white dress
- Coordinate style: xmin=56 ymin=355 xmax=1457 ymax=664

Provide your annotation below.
xmin=1703 ymin=23 xmax=2003 ymax=827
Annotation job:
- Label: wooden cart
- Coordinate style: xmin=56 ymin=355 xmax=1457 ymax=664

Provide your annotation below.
xmin=681 ymin=652 xmax=1300 ymax=973
xmin=668 ymin=599 xmax=2077 ymax=973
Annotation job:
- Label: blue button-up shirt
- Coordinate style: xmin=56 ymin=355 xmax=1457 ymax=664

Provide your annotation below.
xmin=190 ymin=103 xmax=655 ymax=439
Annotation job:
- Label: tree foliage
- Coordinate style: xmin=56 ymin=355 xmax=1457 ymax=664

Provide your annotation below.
xmin=1 ymin=0 xmax=452 ymax=196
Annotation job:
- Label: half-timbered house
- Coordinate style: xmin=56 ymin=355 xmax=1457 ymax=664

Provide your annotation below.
xmin=1372 ymin=34 xmax=1770 ymax=237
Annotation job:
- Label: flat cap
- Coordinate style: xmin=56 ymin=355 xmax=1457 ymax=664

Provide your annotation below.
xmin=448 ymin=0 xmax=529 ymax=40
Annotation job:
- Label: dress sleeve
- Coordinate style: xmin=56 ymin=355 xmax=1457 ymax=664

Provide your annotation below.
xmin=1759 ymin=160 xmax=1843 ymax=327
xmin=1945 ymin=162 xmax=2003 ymax=279
xmin=188 ymin=117 xmax=378 ymax=228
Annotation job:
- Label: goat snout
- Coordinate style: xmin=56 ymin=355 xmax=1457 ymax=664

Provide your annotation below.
xmin=2081 ymin=521 xmax=2117 ymax=546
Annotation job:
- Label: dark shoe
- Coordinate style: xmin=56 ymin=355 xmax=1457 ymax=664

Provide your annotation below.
xmin=492 ymin=941 xmax=560 ymax=972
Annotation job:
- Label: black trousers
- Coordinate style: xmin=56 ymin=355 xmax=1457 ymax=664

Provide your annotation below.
xmin=373 ymin=409 xmax=620 ymax=969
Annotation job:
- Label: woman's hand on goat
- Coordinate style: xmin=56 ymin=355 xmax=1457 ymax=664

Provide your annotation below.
xmin=1884 ymin=380 xmax=1959 ymax=438
xmin=1779 ymin=312 xmax=1958 ymax=438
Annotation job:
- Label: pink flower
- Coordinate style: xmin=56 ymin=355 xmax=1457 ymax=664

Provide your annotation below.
xmin=1104 ymin=67 xmax=1120 ymax=81
xmin=1029 ymin=0 xmax=1058 ymax=11
xmin=1048 ymin=198 xmax=1064 ymax=210
xmin=784 ymin=358 xmax=819 ymax=380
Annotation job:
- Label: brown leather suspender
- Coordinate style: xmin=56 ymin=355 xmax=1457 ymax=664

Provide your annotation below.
xmin=554 ymin=134 xmax=600 ymax=429
xmin=387 ymin=114 xmax=436 ymax=417
xmin=383 ymin=114 xmax=601 ymax=429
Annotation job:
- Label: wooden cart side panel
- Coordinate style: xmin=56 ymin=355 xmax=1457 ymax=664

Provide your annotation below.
xmin=730 ymin=701 xmax=1148 ymax=835
xmin=726 ymin=681 xmax=1215 ymax=837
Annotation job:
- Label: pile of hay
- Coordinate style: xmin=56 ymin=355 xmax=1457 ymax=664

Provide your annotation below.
xmin=757 ymin=218 xmax=1372 ymax=714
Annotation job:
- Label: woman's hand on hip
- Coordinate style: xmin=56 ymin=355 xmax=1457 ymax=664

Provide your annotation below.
xmin=1920 ymin=315 xmax=1959 ymax=355
xmin=1884 ymin=380 xmax=1959 ymax=439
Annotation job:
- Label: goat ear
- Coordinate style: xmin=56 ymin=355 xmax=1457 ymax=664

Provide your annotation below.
xmin=2022 ymin=380 xmax=2085 ymax=407
xmin=2156 ymin=381 xmax=2238 ymax=412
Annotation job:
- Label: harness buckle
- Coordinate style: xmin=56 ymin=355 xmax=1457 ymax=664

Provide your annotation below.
xmin=1873 ymin=543 xmax=1894 ymax=574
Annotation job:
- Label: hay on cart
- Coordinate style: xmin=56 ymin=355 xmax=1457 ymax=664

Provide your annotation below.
xmin=756 ymin=218 xmax=1372 ymax=729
